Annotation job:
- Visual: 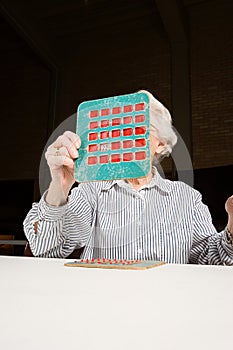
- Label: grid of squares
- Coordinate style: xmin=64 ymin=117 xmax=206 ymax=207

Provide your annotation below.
xmin=87 ymin=103 xmax=147 ymax=165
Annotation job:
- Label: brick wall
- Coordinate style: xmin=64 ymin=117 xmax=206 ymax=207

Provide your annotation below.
xmin=189 ymin=0 xmax=233 ymax=168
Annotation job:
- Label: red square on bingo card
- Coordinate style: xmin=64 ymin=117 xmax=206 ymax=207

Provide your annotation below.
xmin=74 ymin=92 xmax=151 ymax=182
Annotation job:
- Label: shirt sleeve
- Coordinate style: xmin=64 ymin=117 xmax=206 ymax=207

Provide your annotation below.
xmin=23 ymin=184 xmax=96 ymax=258
xmin=189 ymin=191 xmax=233 ymax=265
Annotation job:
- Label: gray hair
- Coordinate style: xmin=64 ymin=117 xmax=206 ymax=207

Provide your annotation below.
xmin=139 ymin=90 xmax=177 ymax=160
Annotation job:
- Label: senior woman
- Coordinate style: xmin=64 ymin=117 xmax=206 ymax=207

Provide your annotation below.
xmin=23 ymin=91 xmax=233 ymax=264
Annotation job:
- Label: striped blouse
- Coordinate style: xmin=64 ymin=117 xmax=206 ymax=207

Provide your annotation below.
xmin=23 ymin=169 xmax=233 ymax=264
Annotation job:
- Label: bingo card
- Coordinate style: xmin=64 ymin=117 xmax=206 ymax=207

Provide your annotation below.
xmin=64 ymin=258 xmax=165 ymax=270
xmin=74 ymin=92 xmax=150 ymax=182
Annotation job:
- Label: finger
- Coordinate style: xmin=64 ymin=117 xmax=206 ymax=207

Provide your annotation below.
xmin=45 ymin=146 xmax=78 ymax=164
xmin=53 ymin=135 xmax=79 ymax=159
xmin=225 ymin=196 xmax=233 ymax=213
xmin=63 ymin=131 xmax=81 ymax=149
xmin=47 ymin=153 xmax=75 ymax=169
xmin=45 ymin=145 xmax=78 ymax=163
xmin=45 ymin=146 xmax=74 ymax=160
xmin=226 ymin=196 xmax=233 ymax=205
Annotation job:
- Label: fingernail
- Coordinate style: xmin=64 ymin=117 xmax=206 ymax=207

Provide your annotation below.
xmin=73 ymin=149 xmax=78 ymax=157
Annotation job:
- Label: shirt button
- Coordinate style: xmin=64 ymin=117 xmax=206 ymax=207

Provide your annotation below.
xmin=137 ymin=248 xmax=143 ymax=254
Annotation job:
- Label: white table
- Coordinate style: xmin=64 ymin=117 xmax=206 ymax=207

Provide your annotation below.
xmin=0 ymin=256 xmax=233 ymax=350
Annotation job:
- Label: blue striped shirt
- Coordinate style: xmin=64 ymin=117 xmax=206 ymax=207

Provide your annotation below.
xmin=23 ymin=168 xmax=233 ymax=264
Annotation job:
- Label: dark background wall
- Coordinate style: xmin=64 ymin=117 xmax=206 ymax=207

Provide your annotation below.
xmin=190 ymin=0 xmax=233 ymax=168
xmin=0 ymin=0 xmax=232 ymax=253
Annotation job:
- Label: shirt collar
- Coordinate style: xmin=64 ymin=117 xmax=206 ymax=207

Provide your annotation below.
xmin=101 ymin=166 xmax=172 ymax=193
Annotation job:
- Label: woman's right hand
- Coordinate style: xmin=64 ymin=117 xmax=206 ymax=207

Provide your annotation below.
xmin=45 ymin=131 xmax=81 ymax=198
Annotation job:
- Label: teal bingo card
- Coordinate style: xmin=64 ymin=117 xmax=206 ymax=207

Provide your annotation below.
xmin=74 ymin=92 xmax=151 ymax=182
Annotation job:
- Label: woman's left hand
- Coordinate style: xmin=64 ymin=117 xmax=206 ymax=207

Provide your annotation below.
xmin=225 ymin=196 xmax=233 ymax=235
